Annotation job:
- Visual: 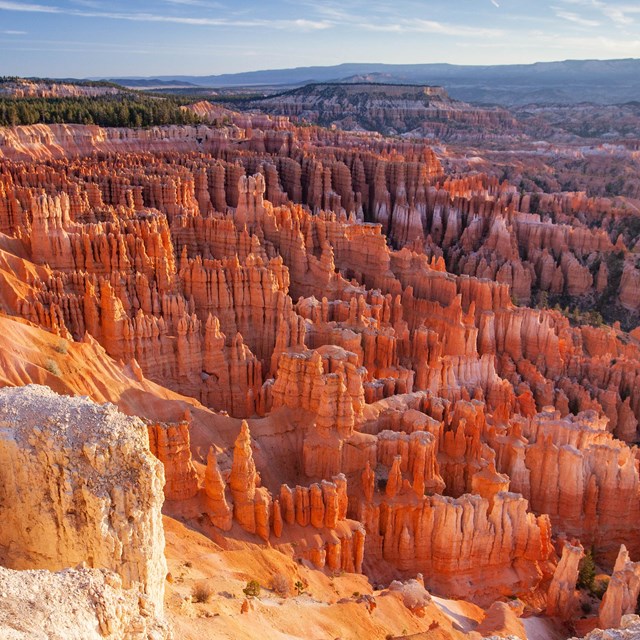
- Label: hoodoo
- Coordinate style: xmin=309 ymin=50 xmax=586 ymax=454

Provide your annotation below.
xmin=0 ymin=60 xmax=639 ymax=640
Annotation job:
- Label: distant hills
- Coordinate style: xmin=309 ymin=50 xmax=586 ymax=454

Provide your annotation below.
xmin=105 ymin=59 xmax=640 ymax=106
xmin=107 ymin=78 xmax=199 ymax=89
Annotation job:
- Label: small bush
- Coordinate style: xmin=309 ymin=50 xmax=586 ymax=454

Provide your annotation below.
xmin=591 ymin=578 xmax=609 ymax=600
xmin=45 ymin=359 xmax=61 ymax=376
xmin=294 ymin=580 xmax=306 ymax=595
xmin=578 ymin=549 xmax=596 ymax=591
xmin=243 ymin=579 xmax=261 ymax=598
xmin=54 ymin=340 xmax=68 ymax=354
xmin=270 ymin=572 xmax=289 ymax=597
xmin=191 ymin=580 xmax=213 ymax=603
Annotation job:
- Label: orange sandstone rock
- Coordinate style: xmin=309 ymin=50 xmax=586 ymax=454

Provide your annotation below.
xmin=546 ymin=541 xmax=583 ymax=618
xmin=599 ymin=545 xmax=640 ymax=629
xmin=204 ymin=447 xmax=232 ymax=531
xmin=147 ymin=420 xmax=199 ymax=501
xmin=229 ymin=421 xmax=258 ymax=534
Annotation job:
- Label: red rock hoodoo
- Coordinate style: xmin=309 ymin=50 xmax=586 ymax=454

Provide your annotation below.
xmin=0 ymin=115 xmax=639 ymax=639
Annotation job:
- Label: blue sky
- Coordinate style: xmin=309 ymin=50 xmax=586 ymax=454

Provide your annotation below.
xmin=1 ymin=0 xmax=639 ymax=77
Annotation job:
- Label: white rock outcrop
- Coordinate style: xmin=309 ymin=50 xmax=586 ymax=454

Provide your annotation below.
xmin=0 ymin=385 xmax=167 ymax=615
xmin=571 ymin=615 xmax=640 ymax=640
xmin=0 ymin=566 xmax=169 ymax=639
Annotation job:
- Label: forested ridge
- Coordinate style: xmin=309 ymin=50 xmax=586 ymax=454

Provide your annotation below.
xmin=0 ymin=94 xmax=204 ymax=127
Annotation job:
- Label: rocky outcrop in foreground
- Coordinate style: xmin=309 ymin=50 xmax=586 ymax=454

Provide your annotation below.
xmin=0 ymin=566 xmax=168 ymax=640
xmin=572 ymin=615 xmax=640 ymax=640
xmin=0 ymin=385 xmax=169 ymax=636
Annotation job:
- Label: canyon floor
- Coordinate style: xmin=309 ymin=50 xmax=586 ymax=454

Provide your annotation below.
xmin=0 ymin=94 xmax=639 ymax=640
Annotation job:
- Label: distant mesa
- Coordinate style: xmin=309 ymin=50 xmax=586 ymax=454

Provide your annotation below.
xmin=221 ymin=81 xmax=516 ymax=139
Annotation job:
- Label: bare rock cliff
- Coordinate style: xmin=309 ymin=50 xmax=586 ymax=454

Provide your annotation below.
xmin=0 ymin=385 xmax=167 ymax=617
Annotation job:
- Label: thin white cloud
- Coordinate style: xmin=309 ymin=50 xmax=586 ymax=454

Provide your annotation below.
xmin=0 ymin=0 xmax=331 ymax=29
xmin=560 ymin=0 xmax=640 ymax=25
xmin=74 ymin=11 xmax=328 ymax=29
xmin=553 ymin=8 xmax=601 ymax=26
xmin=491 ymin=0 xmax=500 ymax=7
xmin=601 ymin=5 xmax=634 ymax=25
xmin=0 ymin=1 xmax=60 ymax=12
xmin=417 ymin=19 xmax=503 ymax=36
xmin=2 ymin=44 xmax=156 ymax=54
xmin=358 ymin=18 xmax=504 ymax=37
xmin=293 ymin=19 xmax=331 ymax=30
xmin=0 ymin=0 xmax=504 ymax=40
xmin=0 ymin=0 xmax=491 ymax=35
xmin=2 ymin=28 xmax=27 ymax=33
xmin=307 ymin=4 xmax=352 ymax=21
xmin=297 ymin=1 xmax=504 ymax=36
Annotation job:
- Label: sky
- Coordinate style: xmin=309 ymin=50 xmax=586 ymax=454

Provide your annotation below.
xmin=0 ymin=0 xmax=639 ymax=78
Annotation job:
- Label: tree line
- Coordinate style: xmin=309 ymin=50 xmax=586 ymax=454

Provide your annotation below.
xmin=0 ymin=95 xmax=204 ymax=127
xmin=0 ymin=76 xmax=122 ymax=88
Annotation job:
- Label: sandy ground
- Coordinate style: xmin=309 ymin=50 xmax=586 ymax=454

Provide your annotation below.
xmin=162 ymin=515 xmax=474 ymax=640
xmin=523 ymin=616 xmax=568 ymax=640
xmin=432 ymin=596 xmax=484 ymax=633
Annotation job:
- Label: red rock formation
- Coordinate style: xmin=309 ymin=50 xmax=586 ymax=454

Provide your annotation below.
xmin=359 ymin=489 xmax=552 ymax=604
xmin=229 ymin=421 xmax=259 ymax=534
xmin=147 ymin=420 xmax=199 ymax=501
xmin=600 ymin=545 xmax=640 ymax=629
xmin=523 ymin=410 xmax=640 ymax=561
xmin=204 ymin=447 xmax=232 ymax=531
xmin=620 ymin=262 xmax=640 ymax=312
xmin=546 ymin=541 xmax=583 ymax=618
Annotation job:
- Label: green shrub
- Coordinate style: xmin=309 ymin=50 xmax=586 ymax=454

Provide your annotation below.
xmin=243 ymin=579 xmax=261 ymax=598
xmin=591 ymin=577 xmax=609 ymax=600
xmin=578 ymin=549 xmax=596 ymax=591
